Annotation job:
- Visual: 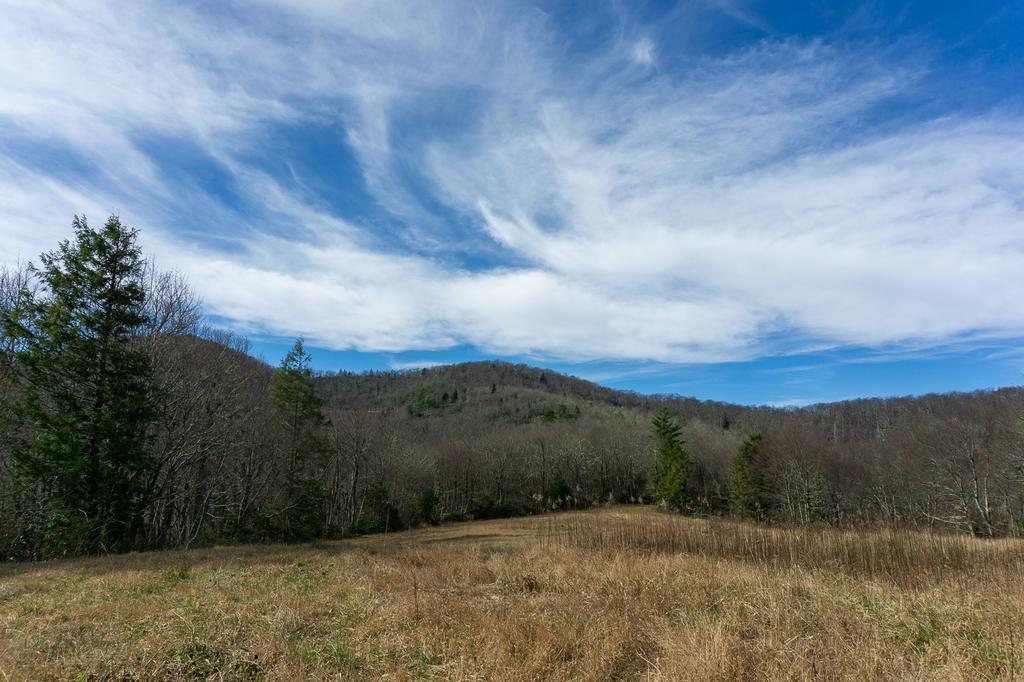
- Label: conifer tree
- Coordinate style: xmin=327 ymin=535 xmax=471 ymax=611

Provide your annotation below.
xmin=650 ymin=407 xmax=693 ymax=511
xmin=729 ymin=433 xmax=770 ymax=519
xmin=6 ymin=215 xmax=158 ymax=554
xmin=270 ymin=338 xmax=329 ymax=540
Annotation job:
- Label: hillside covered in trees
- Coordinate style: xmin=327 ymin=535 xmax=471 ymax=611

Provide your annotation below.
xmin=2 ymin=217 xmax=1023 ymax=560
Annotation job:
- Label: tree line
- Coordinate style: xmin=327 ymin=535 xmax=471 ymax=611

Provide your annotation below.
xmin=1 ymin=216 xmax=1023 ymax=559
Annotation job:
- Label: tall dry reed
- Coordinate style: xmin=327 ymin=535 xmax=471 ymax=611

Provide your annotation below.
xmin=545 ymin=509 xmax=1024 ymax=585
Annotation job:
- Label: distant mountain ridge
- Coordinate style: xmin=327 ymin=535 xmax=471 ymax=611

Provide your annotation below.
xmin=311 ymin=356 xmax=1024 ymax=434
xmin=313 ymin=359 xmax=740 ymax=422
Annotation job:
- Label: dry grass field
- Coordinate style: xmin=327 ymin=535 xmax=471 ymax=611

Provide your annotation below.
xmin=3 ymin=506 xmax=1024 ymax=681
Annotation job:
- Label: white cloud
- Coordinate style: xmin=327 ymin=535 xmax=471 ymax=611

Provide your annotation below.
xmin=766 ymin=397 xmax=828 ymax=409
xmin=701 ymin=0 xmax=771 ymax=32
xmin=388 ymin=359 xmax=448 ymax=371
xmin=1 ymin=1 xmax=1023 ymax=364
xmin=632 ymin=38 xmax=655 ymax=66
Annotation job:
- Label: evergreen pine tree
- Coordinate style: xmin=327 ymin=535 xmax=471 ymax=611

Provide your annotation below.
xmin=270 ymin=338 xmax=329 ymax=541
xmin=650 ymin=407 xmax=693 ymax=511
xmin=729 ymin=433 xmax=770 ymax=519
xmin=6 ymin=215 xmax=158 ymax=554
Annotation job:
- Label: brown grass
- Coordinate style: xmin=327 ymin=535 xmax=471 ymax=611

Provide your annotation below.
xmin=2 ymin=506 xmax=1024 ymax=680
xmin=546 ymin=511 xmax=1024 ymax=586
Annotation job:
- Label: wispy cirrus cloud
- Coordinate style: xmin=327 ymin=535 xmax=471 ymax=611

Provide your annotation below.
xmin=387 ymin=359 xmax=448 ymax=371
xmin=1 ymin=0 xmax=1022 ymax=366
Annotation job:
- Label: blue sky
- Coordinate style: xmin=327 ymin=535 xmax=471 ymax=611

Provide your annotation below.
xmin=1 ymin=1 xmax=1023 ymax=406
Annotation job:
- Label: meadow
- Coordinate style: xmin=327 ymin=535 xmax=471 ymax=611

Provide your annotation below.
xmin=2 ymin=506 xmax=1024 ymax=681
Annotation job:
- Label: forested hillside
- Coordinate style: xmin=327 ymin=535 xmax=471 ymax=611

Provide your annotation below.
xmin=2 ymin=218 xmax=1023 ymax=560
xmin=315 ymin=359 xmax=1024 ymax=535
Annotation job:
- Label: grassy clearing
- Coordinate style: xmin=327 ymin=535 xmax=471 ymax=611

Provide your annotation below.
xmin=2 ymin=506 xmax=1024 ymax=680
xmin=546 ymin=511 xmax=1024 ymax=586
